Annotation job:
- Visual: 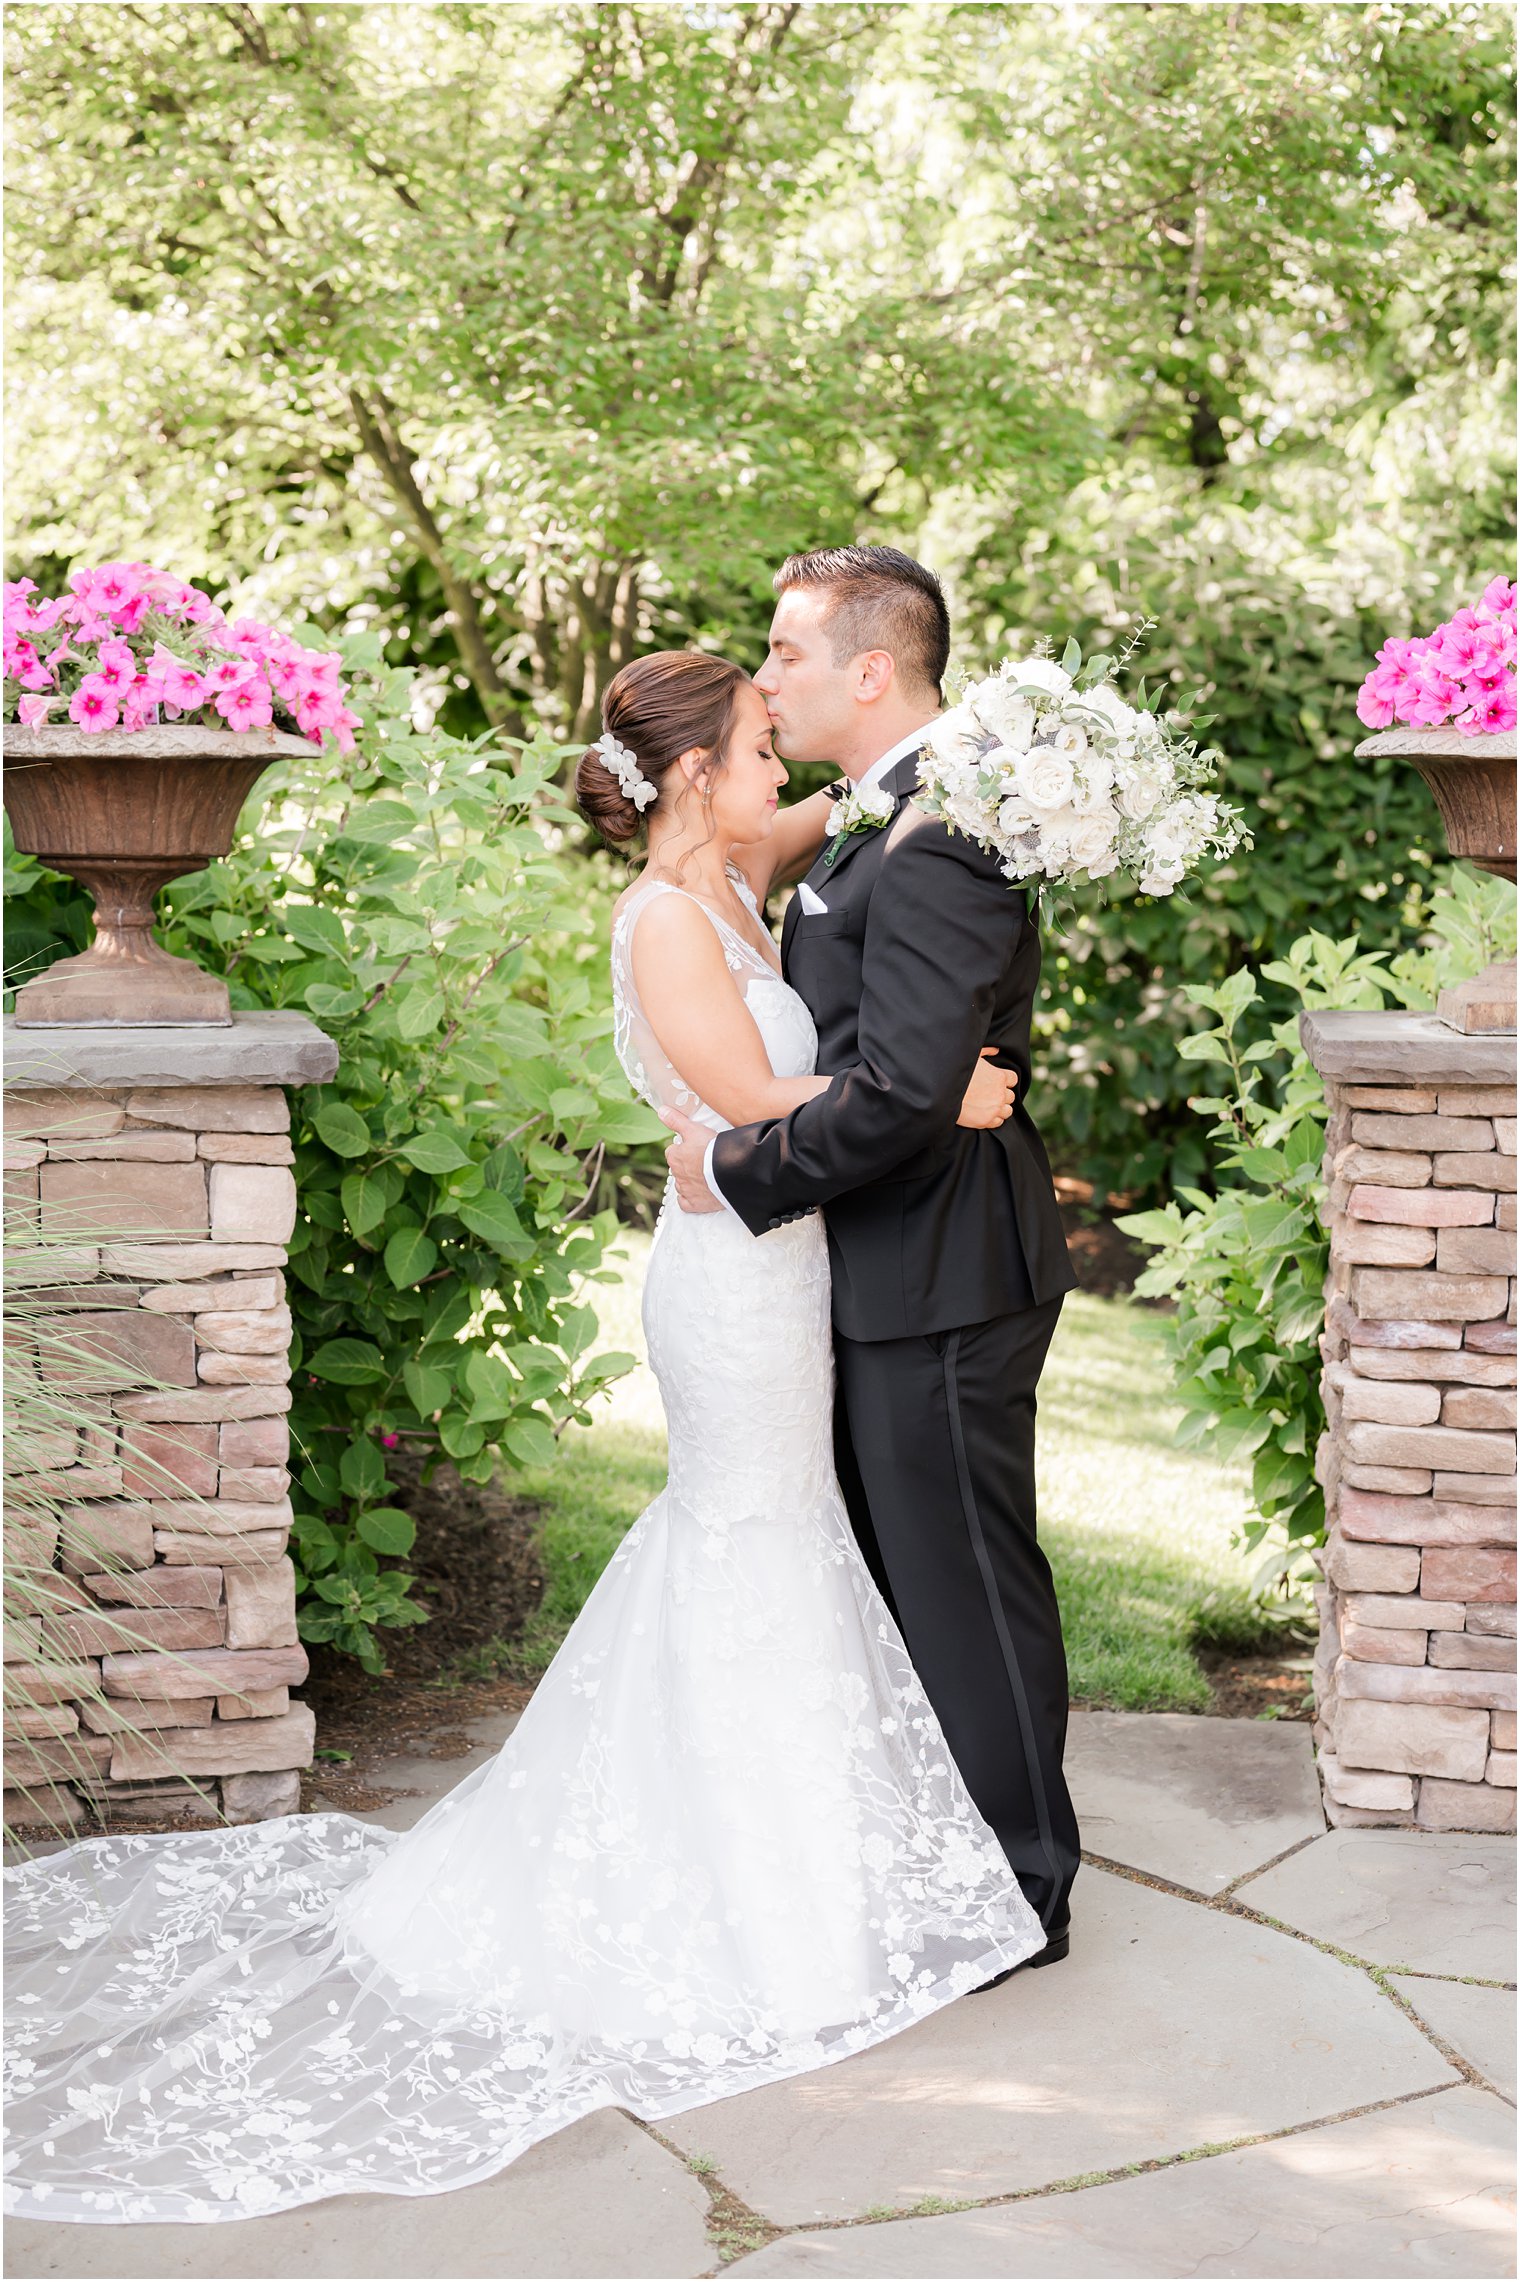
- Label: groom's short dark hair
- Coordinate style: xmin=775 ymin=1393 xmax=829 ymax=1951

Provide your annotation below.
xmin=774 ymin=545 xmax=950 ymax=697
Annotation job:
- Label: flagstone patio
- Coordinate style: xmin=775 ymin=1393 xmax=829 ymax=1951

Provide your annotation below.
xmin=6 ymin=1712 xmax=1514 ymax=2280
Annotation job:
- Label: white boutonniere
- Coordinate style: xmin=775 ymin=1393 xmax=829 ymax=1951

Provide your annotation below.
xmin=824 ymin=779 xmax=896 ymax=868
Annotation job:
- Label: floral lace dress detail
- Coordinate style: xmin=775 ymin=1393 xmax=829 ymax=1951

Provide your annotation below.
xmin=2 ymin=870 xmax=1042 ymax=2227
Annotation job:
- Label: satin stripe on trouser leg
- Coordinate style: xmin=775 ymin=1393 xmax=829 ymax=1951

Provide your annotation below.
xmin=832 ymin=1299 xmax=1079 ymax=1930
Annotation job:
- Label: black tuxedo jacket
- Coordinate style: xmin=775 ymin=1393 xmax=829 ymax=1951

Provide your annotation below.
xmin=711 ymin=749 xmax=1076 ymax=1341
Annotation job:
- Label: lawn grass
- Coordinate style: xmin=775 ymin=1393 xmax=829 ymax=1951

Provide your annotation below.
xmin=511 ymin=1236 xmax=1271 ymax=1712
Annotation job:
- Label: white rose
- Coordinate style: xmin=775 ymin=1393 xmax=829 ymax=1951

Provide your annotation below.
xmin=1008 ymin=656 xmax=1073 ymax=698
xmin=1014 ymin=746 xmax=1076 ymax=811
xmin=973 ymin=682 xmax=1036 ymax=749
xmin=1070 ymin=763 xmax=1116 ymax=814
xmin=1049 ymin=721 xmax=1088 ymax=759
xmin=1066 ymin=808 xmax=1121 ymax=870
xmin=926 ymin=717 xmax=984 ymax=773
xmin=852 ymin=783 xmax=895 ymax=825
xmin=1116 ymin=760 xmax=1173 ymax=821
xmin=996 ymin=794 xmax=1040 ymax=839
xmin=984 ymin=741 xmax=1032 ymax=790
xmin=1077 ymin=682 xmax=1138 ymax=735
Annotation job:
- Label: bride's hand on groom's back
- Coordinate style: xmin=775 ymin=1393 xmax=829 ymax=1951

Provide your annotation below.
xmin=957 ymin=1048 xmax=1018 ymax=1130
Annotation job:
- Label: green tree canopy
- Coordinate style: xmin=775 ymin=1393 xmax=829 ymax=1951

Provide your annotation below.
xmin=5 ymin=1 xmax=1513 ymax=1189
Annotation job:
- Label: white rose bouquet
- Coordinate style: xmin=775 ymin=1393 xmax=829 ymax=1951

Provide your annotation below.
xmin=916 ymin=639 xmax=1247 ymax=896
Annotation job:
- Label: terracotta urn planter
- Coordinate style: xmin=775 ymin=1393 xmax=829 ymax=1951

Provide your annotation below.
xmin=1354 ymin=724 xmax=1517 ymax=1035
xmin=2 ymin=722 xmax=311 ymax=1026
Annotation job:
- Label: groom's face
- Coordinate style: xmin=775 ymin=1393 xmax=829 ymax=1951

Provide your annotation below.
xmin=754 ymin=590 xmax=859 ymax=766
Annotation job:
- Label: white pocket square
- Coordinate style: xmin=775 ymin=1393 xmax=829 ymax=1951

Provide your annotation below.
xmin=797 ymin=882 xmax=830 ymax=915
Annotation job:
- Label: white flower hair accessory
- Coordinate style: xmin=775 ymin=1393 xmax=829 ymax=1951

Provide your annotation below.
xmin=595 ymin=730 xmax=657 ymax=813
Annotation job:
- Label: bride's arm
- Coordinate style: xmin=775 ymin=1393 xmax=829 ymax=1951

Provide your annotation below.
xmin=629 ymin=893 xmax=829 ymax=1126
xmin=729 ymin=787 xmax=838 ymax=903
xmin=628 ymin=895 xmax=1018 ymax=1132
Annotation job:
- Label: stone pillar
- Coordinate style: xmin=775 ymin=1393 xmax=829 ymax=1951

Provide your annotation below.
xmin=1301 ymin=1009 xmax=1516 ymax=1834
xmin=3 ymin=1013 xmax=336 ymax=1833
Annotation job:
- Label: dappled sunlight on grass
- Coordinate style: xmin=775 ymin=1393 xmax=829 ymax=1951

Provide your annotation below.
xmin=522 ymin=1243 xmax=1265 ymax=1711
xmin=1039 ymin=1294 xmax=1261 ymax=1711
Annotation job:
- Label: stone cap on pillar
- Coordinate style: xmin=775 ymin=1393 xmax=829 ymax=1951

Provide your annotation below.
xmin=1299 ymin=1007 xmax=1516 ymax=1085
xmin=2 ymin=1010 xmax=338 ymax=1090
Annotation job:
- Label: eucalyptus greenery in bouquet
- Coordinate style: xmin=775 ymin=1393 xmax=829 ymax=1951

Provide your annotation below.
xmin=917 ymin=636 xmax=1248 ymax=895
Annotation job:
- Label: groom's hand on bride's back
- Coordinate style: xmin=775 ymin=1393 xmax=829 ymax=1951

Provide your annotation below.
xmin=662 ymin=1108 xmax=726 ymax=1214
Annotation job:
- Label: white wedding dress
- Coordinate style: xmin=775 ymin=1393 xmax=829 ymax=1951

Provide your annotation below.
xmin=3 ymin=870 xmax=1042 ymax=2225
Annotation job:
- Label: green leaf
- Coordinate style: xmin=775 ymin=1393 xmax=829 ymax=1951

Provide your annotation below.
xmin=402 ymin=1358 xmax=452 ymax=1416
xmin=457 ymin=1189 xmax=532 ymax=1254
xmin=355 ymin=1505 xmax=417 ymax=1557
xmin=438 ymin=1413 xmax=487 ymax=1460
xmin=314 ymin=1101 xmax=372 ymax=1157
xmin=384 ymin=1223 xmax=438 ymax=1286
xmin=308 ymin=1337 xmax=387 ymax=1385
xmin=339 ymin=1436 xmax=387 ymax=1501
xmin=282 ymin=904 xmax=349 ymax=956
xmin=396 ymin=983 xmax=446 ymax=1040
xmin=341 ymin=1166 xmax=396 ymax=1238
xmin=342 ymin=799 xmax=418 ymax=844
xmin=304 ymin=981 xmax=367 ymax=1019
xmin=400 ymin=1128 xmax=474 ymax=1174
xmin=504 ymin=1415 xmax=557 ymax=1468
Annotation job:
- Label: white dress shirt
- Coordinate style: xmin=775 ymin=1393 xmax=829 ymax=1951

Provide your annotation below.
xmin=700 ymin=725 xmax=933 ymax=1212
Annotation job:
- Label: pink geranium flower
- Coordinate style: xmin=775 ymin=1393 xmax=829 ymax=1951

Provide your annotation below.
xmin=68 ymin=676 xmax=121 ymax=732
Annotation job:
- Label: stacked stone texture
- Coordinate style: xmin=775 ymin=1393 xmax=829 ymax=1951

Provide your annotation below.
xmin=4 ymin=1080 xmax=314 ymax=1831
xmin=1308 ymin=1040 xmax=1517 ymax=1833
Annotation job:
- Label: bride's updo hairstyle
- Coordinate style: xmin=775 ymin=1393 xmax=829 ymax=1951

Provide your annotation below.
xmin=575 ymin=651 xmax=750 ymax=847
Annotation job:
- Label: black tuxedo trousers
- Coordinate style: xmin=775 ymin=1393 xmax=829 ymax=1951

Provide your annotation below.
xmin=834 ymin=1300 xmax=1078 ymax=1931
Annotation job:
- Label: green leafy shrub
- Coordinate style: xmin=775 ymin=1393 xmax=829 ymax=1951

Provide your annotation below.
xmin=169 ymin=646 xmax=661 ymax=1669
xmin=5 ymin=640 xmax=661 ymax=1674
xmin=1117 ymin=870 xmax=1515 ymax=1593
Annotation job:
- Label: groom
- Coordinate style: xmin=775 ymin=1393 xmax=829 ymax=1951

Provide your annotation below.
xmin=662 ymin=544 xmax=1080 ymax=1957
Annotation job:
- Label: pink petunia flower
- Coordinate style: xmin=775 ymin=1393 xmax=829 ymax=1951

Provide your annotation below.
xmin=121 ymin=676 xmax=161 ymax=731
xmin=16 ymin=693 xmax=55 ymax=728
xmin=149 ymin=646 xmax=207 ymax=716
xmin=93 ymin=637 xmax=139 ymax=693
xmin=70 ymin=562 xmax=147 ymax=624
xmin=68 ymin=676 xmax=121 ymax=732
xmin=1460 ymin=683 xmax=1519 ymax=737
xmin=215 ymin=676 xmax=274 ymax=730
xmin=327 ymin=704 xmax=363 ymax=754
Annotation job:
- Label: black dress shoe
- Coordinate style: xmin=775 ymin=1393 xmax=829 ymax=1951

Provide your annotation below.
xmin=975 ymin=1924 xmax=1070 ymax=1991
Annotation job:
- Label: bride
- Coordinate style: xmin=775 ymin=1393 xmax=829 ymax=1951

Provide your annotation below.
xmin=3 ymin=650 xmax=1045 ymax=2227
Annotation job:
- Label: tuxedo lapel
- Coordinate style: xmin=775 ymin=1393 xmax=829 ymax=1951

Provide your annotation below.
xmin=781 ymin=746 xmax=925 ymax=975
